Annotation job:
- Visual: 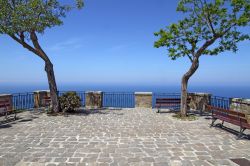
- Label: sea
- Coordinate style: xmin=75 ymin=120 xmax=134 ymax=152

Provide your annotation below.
xmin=1 ymin=84 xmax=250 ymax=99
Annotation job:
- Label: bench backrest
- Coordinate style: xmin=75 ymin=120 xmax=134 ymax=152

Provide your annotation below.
xmin=0 ymin=100 xmax=11 ymax=108
xmin=156 ymin=98 xmax=180 ymax=104
xmin=43 ymin=96 xmax=51 ymax=100
xmin=206 ymin=105 xmax=248 ymax=124
xmin=156 ymin=98 xmax=190 ymax=104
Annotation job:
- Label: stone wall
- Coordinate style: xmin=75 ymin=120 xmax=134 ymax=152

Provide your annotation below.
xmin=34 ymin=90 xmax=50 ymax=108
xmin=85 ymin=91 xmax=103 ymax=108
xmin=188 ymin=93 xmax=211 ymax=114
xmin=135 ymin=92 xmax=152 ymax=108
xmin=230 ymin=98 xmax=250 ymax=123
xmin=0 ymin=94 xmax=13 ymax=111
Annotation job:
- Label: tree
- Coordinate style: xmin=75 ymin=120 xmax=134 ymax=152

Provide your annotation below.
xmin=0 ymin=0 xmax=83 ymax=113
xmin=154 ymin=0 xmax=250 ymax=117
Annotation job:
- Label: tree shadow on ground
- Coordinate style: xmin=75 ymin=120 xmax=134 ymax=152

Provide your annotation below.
xmin=0 ymin=124 xmax=12 ymax=129
xmin=0 ymin=112 xmax=39 ymax=129
xmin=62 ymin=108 xmax=124 ymax=117
xmin=201 ymin=112 xmax=250 ymax=140
xmin=157 ymin=109 xmax=211 ymax=117
xmin=157 ymin=109 xmax=249 ymax=139
xmin=156 ymin=109 xmax=179 ymax=114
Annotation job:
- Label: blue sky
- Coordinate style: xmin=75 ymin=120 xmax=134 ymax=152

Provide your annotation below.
xmin=0 ymin=0 xmax=250 ymax=91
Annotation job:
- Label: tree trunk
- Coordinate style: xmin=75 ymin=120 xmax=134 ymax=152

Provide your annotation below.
xmin=45 ymin=61 xmax=60 ymax=113
xmin=180 ymin=56 xmax=200 ymax=117
xmin=9 ymin=32 xmax=60 ymax=113
xmin=181 ymin=76 xmax=188 ymax=117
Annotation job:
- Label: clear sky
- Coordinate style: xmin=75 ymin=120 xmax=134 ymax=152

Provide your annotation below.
xmin=0 ymin=0 xmax=250 ymax=91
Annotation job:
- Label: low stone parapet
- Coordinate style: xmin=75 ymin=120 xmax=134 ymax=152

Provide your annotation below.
xmin=135 ymin=92 xmax=152 ymax=108
xmin=188 ymin=93 xmax=211 ymax=114
xmin=230 ymin=98 xmax=250 ymax=113
xmin=230 ymin=98 xmax=250 ymax=123
xmin=33 ymin=90 xmax=50 ymax=108
xmin=85 ymin=91 xmax=103 ymax=108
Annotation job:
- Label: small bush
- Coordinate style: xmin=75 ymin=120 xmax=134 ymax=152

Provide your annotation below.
xmin=59 ymin=92 xmax=81 ymax=112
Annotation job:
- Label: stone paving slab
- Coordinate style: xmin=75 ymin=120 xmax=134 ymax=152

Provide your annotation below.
xmin=0 ymin=108 xmax=249 ymax=166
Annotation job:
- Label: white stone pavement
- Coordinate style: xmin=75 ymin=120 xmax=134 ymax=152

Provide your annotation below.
xmin=0 ymin=108 xmax=249 ymax=166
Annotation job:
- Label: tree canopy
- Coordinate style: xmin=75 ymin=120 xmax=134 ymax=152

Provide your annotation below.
xmin=0 ymin=0 xmax=84 ymax=113
xmin=0 ymin=0 xmax=83 ymax=38
xmin=154 ymin=0 xmax=250 ymax=62
xmin=154 ymin=0 xmax=250 ymax=116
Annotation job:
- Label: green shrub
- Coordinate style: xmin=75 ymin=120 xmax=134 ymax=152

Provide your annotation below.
xmin=59 ymin=92 xmax=81 ymax=112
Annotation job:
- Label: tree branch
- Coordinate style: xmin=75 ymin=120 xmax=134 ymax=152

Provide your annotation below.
xmin=9 ymin=33 xmax=47 ymax=62
xmin=187 ymin=54 xmax=193 ymax=62
xmin=30 ymin=30 xmax=51 ymax=63
xmin=195 ymin=22 xmax=236 ymax=57
xmin=9 ymin=34 xmax=38 ymax=55
xmin=206 ymin=12 xmax=216 ymax=36
xmin=202 ymin=0 xmax=216 ymax=36
xmin=195 ymin=36 xmax=219 ymax=57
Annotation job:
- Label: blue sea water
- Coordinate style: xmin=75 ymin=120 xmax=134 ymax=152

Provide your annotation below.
xmin=1 ymin=84 xmax=250 ymax=99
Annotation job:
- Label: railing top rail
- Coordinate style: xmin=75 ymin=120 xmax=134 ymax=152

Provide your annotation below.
xmin=211 ymin=96 xmax=231 ymax=99
xmin=154 ymin=92 xmax=181 ymax=94
xmin=12 ymin=92 xmax=34 ymax=95
xmin=59 ymin=91 xmax=85 ymax=92
xmin=103 ymin=92 xmax=135 ymax=94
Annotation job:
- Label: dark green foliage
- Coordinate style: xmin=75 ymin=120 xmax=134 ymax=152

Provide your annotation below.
xmin=59 ymin=92 xmax=81 ymax=112
xmin=154 ymin=0 xmax=250 ymax=61
xmin=0 ymin=0 xmax=84 ymax=36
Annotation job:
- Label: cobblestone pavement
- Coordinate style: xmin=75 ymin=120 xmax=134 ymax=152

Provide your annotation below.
xmin=0 ymin=108 xmax=249 ymax=166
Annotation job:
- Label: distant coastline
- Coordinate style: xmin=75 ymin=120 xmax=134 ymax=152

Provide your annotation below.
xmin=1 ymin=84 xmax=250 ymax=98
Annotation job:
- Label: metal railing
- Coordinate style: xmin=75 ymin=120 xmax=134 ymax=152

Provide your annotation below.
xmin=103 ymin=92 xmax=135 ymax=108
xmin=152 ymin=93 xmax=181 ymax=109
xmin=10 ymin=91 xmax=248 ymax=111
xmin=210 ymin=96 xmax=231 ymax=110
xmin=12 ymin=93 xmax=34 ymax=110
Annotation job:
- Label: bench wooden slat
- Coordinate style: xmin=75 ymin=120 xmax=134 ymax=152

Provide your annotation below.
xmin=0 ymin=104 xmax=11 ymax=107
xmin=214 ymin=111 xmax=248 ymax=123
xmin=156 ymin=98 xmax=190 ymax=106
xmin=214 ymin=115 xmax=250 ymax=129
xmin=207 ymin=105 xmax=246 ymax=117
xmin=0 ymin=99 xmax=11 ymax=108
xmin=0 ymin=101 xmax=10 ymax=104
xmin=0 ymin=100 xmax=16 ymax=120
xmin=156 ymin=103 xmax=180 ymax=106
xmin=207 ymin=105 xmax=248 ymax=122
xmin=156 ymin=97 xmax=191 ymax=113
xmin=156 ymin=102 xmax=181 ymax=105
xmin=156 ymin=98 xmax=180 ymax=101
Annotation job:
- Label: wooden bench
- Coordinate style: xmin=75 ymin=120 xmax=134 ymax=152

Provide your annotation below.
xmin=43 ymin=96 xmax=51 ymax=107
xmin=156 ymin=98 xmax=190 ymax=113
xmin=0 ymin=100 xmax=16 ymax=120
xmin=206 ymin=105 xmax=250 ymax=139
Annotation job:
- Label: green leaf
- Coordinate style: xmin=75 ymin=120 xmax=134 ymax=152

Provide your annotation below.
xmin=154 ymin=0 xmax=250 ymax=61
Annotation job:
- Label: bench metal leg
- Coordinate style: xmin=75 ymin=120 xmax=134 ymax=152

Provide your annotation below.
xmin=210 ymin=118 xmax=217 ymax=127
xmin=219 ymin=121 xmax=224 ymax=128
xmin=237 ymin=127 xmax=246 ymax=139
xmin=157 ymin=109 xmax=160 ymax=113
xmin=14 ymin=112 xmax=17 ymax=120
xmin=5 ymin=111 xmax=8 ymax=120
